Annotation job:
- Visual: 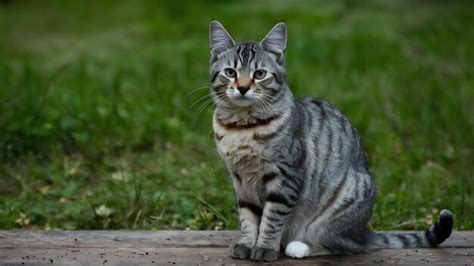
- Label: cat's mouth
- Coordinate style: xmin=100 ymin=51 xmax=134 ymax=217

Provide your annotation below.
xmin=230 ymin=95 xmax=255 ymax=107
xmin=226 ymin=88 xmax=256 ymax=107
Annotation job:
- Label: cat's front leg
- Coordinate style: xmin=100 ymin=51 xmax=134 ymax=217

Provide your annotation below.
xmin=251 ymin=173 xmax=302 ymax=262
xmin=230 ymin=200 xmax=262 ymax=259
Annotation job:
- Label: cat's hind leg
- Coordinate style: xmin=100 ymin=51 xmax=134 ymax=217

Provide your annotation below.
xmin=284 ymin=241 xmax=332 ymax=258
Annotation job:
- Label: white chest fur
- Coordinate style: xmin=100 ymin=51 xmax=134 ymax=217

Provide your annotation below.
xmin=212 ymin=112 xmax=288 ymax=178
xmin=214 ymin=125 xmax=264 ymax=174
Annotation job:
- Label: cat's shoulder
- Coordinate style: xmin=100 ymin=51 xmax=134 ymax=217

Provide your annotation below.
xmin=296 ymin=97 xmax=344 ymax=118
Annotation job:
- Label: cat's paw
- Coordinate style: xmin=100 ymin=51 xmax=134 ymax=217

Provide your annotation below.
xmin=250 ymin=247 xmax=279 ymax=262
xmin=285 ymin=241 xmax=310 ymax=258
xmin=229 ymin=243 xmax=251 ymax=259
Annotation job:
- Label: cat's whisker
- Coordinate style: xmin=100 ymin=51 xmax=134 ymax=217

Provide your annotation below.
xmin=186 ymin=86 xmax=210 ymax=98
xmin=200 ymin=102 xmax=217 ymax=134
xmin=260 ymin=93 xmax=278 ymax=102
xmin=257 ymin=96 xmax=273 ymax=113
xmin=188 ymin=94 xmax=212 ymax=111
xmin=193 ymin=98 xmax=215 ymax=127
xmin=192 ymin=101 xmax=213 ymax=127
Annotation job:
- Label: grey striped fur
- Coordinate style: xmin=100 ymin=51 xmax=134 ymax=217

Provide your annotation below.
xmin=208 ymin=20 xmax=453 ymax=262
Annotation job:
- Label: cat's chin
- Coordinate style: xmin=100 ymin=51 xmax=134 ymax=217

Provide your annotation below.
xmin=230 ymin=98 xmax=255 ymax=107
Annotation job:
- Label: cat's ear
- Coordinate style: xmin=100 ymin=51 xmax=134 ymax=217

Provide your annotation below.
xmin=260 ymin=22 xmax=287 ymax=65
xmin=209 ymin=20 xmax=235 ymax=57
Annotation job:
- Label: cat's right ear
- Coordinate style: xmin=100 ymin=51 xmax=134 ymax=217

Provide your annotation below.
xmin=209 ymin=20 xmax=235 ymax=57
xmin=261 ymin=22 xmax=287 ymax=65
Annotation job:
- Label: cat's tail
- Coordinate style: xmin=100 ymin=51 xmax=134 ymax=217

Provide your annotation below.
xmin=369 ymin=209 xmax=453 ymax=249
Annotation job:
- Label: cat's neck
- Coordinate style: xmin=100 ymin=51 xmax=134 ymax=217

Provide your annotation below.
xmin=214 ymin=91 xmax=293 ymax=127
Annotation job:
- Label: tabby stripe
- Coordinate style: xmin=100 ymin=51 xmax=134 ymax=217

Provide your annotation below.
xmin=278 ymin=166 xmax=295 ymax=180
xmin=232 ymin=172 xmax=241 ymax=182
xmin=257 ymin=77 xmax=272 ymax=87
xmin=311 ymin=99 xmax=326 ymax=132
xmin=380 ymin=234 xmax=390 ymax=246
xmin=253 ymin=117 xmax=286 ymax=141
xmin=264 ymin=229 xmax=278 ymax=235
xmin=316 ymin=172 xmax=326 ymax=196
xmin=253 ymin=132 xmax=278 ymax=141
xmin=262 ymin=172 xmax=277 ymax=184
xmin=409 ymin=233 xmax=423 ymax=247
xmin=266 ymin=192 xmax=293 ymax=207
xmin=288 ymin=193 xmax=299 ymax=202
xmin=212 ymin=84 xmax=226 ymax=91
xmin=279 ymin=168 xmax=303 ymax=191
xmin=313 ymin=100 xmax=327 ymax=176
xmin=267 ymin=86 xmax=281 ymax=97
xmin=321 ymin=125 xmax=333 ymax=174
xmin=396 ymin=234 xmax=411 ymax=247
xmin=289 ymin=171 xmax=304 ymax=190
xmin=214 ymin=133 xmax=223 ymax=141
xmin=211 ymin=71 xmax=220 ymax=83
xmin=363 ymin=178 xmax=371 ymax=198
xmin=271 ymin=73 xmax=283 ymax=84
xmin=218 ymin=75 xmax=230 ymax=84
xmin=266 ymin=222 xmax=277 ymax=230
xmin=261 ymin=235 xmax=276 ymax=241
xmin=238 ymin=200 xmax=263 ymax=216
xmin=337 ymin=135 xmax=344 ymax=159
xmin=249 ymin=46 xmax=256 ymax=64
xmin=270 ymin=209 xmax=291 ymax=216
xmin=216 ymin=114 xmax=281 ymax=130
xmin=318 ymin=170 xmax=348 ymax=215
xmin=281 ymin=179 xmax=301 ymax=196
xmin=264 ymin=215 xmax=281 ymax=223
xmin=294 ymin=141 xmax=307 ymax=168
xmin=331 ymin=197 xmax=355 ymax=218
xmin=270 ymin=220 xmax=287 ymax=227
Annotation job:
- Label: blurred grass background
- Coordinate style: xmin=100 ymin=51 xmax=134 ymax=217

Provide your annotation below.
xmin=0 ymin=0 xmax=472 ymax=230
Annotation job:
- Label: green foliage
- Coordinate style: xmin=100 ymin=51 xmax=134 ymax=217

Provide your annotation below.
xmin=0 ymin=0 xmax=472 ymax=230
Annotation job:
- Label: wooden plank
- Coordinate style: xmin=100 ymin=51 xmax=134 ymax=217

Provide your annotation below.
xmin=1 ymin=230 xmax=472 ymax=248
xmin=0 ymin=231 xmax=472 ymax=264
xmin=0 ymin=230 xmax=237 ymax=248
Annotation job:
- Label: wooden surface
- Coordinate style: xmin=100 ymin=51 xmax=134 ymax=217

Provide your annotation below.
xmin=0 ymin=230 xmax=472 ymax=265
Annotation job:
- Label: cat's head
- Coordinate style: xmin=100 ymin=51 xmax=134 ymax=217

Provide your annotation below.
xmin=209 ymin=20 xmax=288 ymax=108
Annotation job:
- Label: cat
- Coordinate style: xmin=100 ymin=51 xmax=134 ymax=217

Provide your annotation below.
xmin=208 ymin=20 xmax=453 ymax=262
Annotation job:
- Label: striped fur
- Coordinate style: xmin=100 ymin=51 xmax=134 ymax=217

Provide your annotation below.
xmin=208 ymin=20 xmax=454 ymax=262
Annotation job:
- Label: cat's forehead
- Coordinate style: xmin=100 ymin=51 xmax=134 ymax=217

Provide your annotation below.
xmin=233 ymin=42 xmax=261 ymax=55
xmin=229 ymin=41 xmax=264 ymax=67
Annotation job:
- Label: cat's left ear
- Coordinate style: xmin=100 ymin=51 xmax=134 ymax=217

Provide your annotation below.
xmin=261 ymin=22 xmax=287 ymax=65
xmin=209 ymin=20 xmax=235 ymax=57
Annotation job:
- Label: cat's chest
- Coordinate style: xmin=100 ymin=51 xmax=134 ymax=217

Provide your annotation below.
xmin=214 ymin=128 xmax=264 ymax=166
xmin=214 ymin=127 xmax=268 ymax=205
xmin=212 ymin=115 xmax=277 ymax=175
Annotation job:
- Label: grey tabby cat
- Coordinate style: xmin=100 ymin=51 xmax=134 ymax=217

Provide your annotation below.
xmin=208 ymin=20 xmax=453 ymax=262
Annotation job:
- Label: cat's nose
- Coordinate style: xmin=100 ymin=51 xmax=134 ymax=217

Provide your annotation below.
xmin=237 ymin=86 xmax=250 ymax=96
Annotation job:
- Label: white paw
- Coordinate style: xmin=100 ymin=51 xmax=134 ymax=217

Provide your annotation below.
xmin=285 ymin=241 xmax=310 ymax=258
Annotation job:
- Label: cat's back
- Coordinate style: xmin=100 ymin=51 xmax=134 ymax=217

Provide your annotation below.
xmin=296 ymin=97 xmax=369 ymax=173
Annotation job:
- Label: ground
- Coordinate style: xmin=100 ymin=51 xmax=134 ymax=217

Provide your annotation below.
xmin=0 ymin=0 xmax=473 ymax=230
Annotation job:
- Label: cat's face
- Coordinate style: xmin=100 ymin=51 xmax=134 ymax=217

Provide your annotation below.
xmin=209 ymin=21 xmax=287 ymax=108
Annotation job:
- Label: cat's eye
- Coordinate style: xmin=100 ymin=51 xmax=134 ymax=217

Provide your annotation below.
xmin=224 ymin=68 xmax=237 ymax=78
xmin=253 ymin=69 xmax=267 ymax=80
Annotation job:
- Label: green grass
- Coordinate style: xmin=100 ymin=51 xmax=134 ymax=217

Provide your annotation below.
xmin=0 ymin=0 xmax=472 ymax=230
